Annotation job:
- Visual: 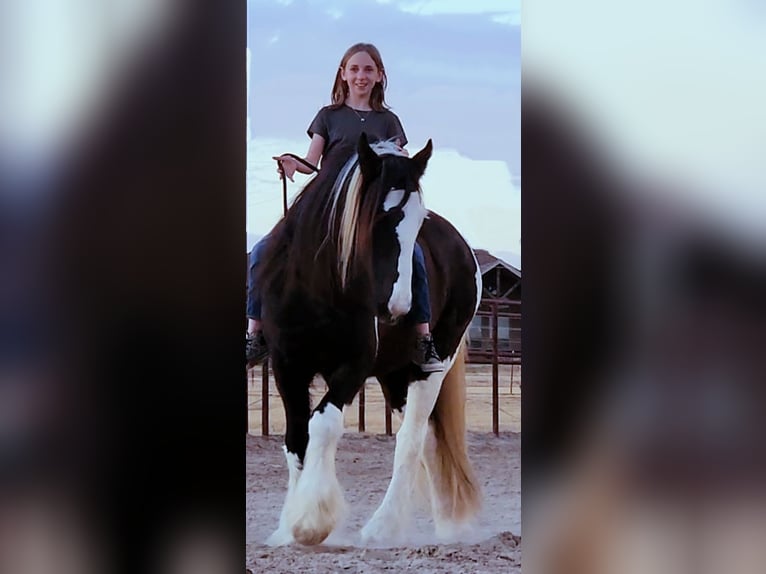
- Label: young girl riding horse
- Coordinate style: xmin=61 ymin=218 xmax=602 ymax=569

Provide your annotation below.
xmin=246 ymin=42 xmax=442 ymax=372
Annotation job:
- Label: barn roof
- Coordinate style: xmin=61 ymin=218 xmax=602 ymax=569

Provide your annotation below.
xmin=474 ymin=249 xmax=522 ymax=278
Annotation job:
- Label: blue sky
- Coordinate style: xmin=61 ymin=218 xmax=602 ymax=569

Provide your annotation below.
xmin=246 ymin=0 xmax=521 ymax=265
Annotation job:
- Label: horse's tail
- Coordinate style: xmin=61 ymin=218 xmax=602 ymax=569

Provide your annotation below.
xmin=430 ymin=338 xmax=482 ymax=523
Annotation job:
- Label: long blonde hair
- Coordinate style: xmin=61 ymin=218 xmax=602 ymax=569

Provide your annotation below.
xmin=330 ymin=43 xmax=389 ymax=112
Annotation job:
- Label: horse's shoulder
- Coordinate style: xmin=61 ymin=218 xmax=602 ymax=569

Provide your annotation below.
xmin=420 ymin=211 xmax=460 ymax=243
xmin=419 ymin=212 xmax=475 ymax=266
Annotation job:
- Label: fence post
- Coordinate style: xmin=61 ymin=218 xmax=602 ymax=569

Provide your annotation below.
xmin=246 ymin=369 xmax=252 ymax=435
xmin=261 ymin=358 xmax=269 ymax=436
xmin=492 ymin=301 xmax=499 ymax=436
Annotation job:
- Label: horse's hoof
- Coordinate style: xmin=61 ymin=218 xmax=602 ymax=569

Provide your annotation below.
xmin=265 ymin=528 xmax=293 ymax=547
xmin=360 ymin=519 xmax=389 ymax=546
xmin=292 ymin=523 xmax=332 ymax=546
xmin=434 ymin=519 xmax=465 ymax=543
xmin=286 ymin=481 xmax=345 ymax=546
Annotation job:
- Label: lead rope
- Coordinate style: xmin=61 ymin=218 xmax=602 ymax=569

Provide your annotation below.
xmin=275 ymin=154 xmax=319 ymax=216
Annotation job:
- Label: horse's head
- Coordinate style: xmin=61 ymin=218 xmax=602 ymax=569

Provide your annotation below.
xmin=356 ymin=133 xmax=433 ymax=324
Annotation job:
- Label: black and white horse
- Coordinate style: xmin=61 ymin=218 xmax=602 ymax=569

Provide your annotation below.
xmin=258 ymin=134 xmax=483 ymax=546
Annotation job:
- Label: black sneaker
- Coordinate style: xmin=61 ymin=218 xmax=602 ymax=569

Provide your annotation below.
xmin=413 ymin=334 xmax=444 ymax=373
xmin=246 ymin=331 xmax=269 ymax=365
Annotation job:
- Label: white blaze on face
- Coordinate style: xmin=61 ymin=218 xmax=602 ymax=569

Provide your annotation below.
xmin=384 ymin=188 xmax=427 ymax=319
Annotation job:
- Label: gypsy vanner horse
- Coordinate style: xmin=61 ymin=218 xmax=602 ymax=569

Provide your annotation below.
xmin=258 ymin=134 xmax=483 ymax=546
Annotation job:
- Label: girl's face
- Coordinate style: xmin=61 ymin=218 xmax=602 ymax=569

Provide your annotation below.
xmin=341 ymin=51 xmax=382 ymax=102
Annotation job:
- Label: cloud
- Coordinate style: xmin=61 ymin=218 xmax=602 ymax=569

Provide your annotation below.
xmin=418 ymin=148 xmax=520 ymax=256
xmin=246 ymin=137 xmax=307 ymax=239
xmin=393 ymin=0 xmax=519 ymax=19
xmin=492 ymin=12 xmax=521 ymax=26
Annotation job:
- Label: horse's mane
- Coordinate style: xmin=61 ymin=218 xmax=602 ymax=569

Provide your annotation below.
xmin=259 ymin=139 xmax=408 ymax=304
xmin=330 ymin=140 xmax=407 ymax=288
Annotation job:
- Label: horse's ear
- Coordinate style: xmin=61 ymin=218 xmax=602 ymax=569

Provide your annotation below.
xmin=357 ymin=132 xmax=381 ymax=181
xmin=412 ymin=139 xmax=433 ymax=177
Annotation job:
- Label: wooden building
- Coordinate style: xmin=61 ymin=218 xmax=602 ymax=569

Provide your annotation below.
xmin=467 ymin=249 xmax=521 ymax=364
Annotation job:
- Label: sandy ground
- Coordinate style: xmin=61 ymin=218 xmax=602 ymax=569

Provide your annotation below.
xmin=246 ymin=430 xmax=520 ymax=573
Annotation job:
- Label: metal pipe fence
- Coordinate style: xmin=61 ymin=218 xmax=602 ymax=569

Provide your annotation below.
xmin=249 ymin=300 xmax=520 ymax=436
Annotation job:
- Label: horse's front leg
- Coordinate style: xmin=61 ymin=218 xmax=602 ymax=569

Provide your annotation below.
xmin=287 ymin=354 xmax=374 ymax=546
xmin=361 ymin=355 xmax=459 ymax=545
xmin=265 ymin=357 xmax=314 ymax=547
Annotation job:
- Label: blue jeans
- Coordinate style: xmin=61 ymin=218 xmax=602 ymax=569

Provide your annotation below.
xmin=410 ymin=242 xmax=431 ymax=324
xmin=246 ymin=234 xmax=270 ymax=320
xmin=246 ymin=235 xmax=431 ymax=324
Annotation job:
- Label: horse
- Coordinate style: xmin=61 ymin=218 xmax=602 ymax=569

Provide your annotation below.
xmin=258 ymin=133 xmax=483 ymax=546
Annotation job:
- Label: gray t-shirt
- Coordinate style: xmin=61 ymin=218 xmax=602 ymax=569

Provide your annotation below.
xmin=307 ymin=105 xmax=408 ymax=166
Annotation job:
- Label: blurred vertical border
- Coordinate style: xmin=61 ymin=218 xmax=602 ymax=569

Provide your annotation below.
xmin=0 ymin=2 xmax=246 ymax=573
xmin=523 ymin=2 xmax=766 ymax=572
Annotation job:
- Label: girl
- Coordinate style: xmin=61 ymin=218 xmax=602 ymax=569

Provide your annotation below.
xmin=247 ymin=42 xmax=442 ymax=372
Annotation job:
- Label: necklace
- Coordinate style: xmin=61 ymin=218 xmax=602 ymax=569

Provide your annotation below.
xmin=348 ymin=106 xmax=370 ymax=122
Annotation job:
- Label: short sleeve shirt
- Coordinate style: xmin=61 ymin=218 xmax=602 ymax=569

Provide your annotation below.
xmin=307 ymin=105 xmax=408 ymax=166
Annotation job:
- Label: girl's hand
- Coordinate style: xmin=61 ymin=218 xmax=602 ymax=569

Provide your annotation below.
xmin=394 ymin=138 xmax=409 ymax=157
xmin=273 ymin=155 xmax=298 ymax=182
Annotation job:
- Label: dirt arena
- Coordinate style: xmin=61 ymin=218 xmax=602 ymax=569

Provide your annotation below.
xmin=246 ymin=365 xmax=521 ymax=573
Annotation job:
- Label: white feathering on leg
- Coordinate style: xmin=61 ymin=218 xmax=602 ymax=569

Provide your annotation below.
xmin=287 ymin=404 xmax=346 ymax=545
xmin=361 ymin=357 xmax=455 ymax=545
xmin=266 ymin=447 xmax=303 ymax=546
